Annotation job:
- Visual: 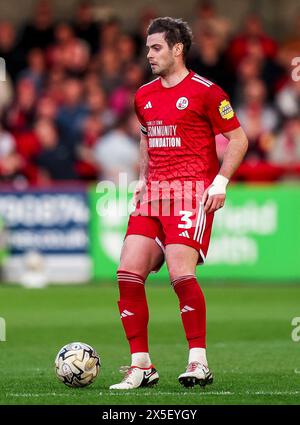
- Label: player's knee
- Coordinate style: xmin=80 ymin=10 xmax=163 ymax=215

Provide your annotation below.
xmin=118 ymin=249 xmax=151 ymax=278
xmin=168 ymin=266 xmax=194 ymax=282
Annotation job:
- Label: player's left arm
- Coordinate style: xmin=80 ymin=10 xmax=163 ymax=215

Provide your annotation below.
xmin=203 ymin=126 xmax=248 ymax=213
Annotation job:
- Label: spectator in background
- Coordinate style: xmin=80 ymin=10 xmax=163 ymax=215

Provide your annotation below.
xmin=45 ymin=22 xmax=73 ymax=72
xmin=36 ymin=96 xmax=58 ymax=121
xmin=268 ymin=117 xmax=300 ymax=171
xmin=48 ymin=21 xmax=91 ymax=78
xmin=86 ymin=86 xmax=116 ymax=129
xmin=20 ymin=0 xmax=54 ymax=53
xmin=0 ymin=124 xmax=23 ymax=181
xmin=192 ymin=0 xmax=232 ymax=50
xmin=93 ymin=111 xmax=139 ymax=185
xmin=0 ymin=76 xmax=13 ymax=115
xmin=110 ymin=62 xmax=145 ymax=118
xmin=34 ymin=118 xmax=77 ymax=182
xmin=0 ymin=21 xmax=26 ymax=82
xmin=281 ymin=13 xmax=300 ymax=54
xmin=236 ymin=79 xmax=278 ymax=161
xmin=274 ymin=18 xmax=300 ymax=93
xmin=72 ymin=0 xmax=100 ymax=54
xmin=56 ymin=78 xmax=88 ymax=154
xmin=97 ymin=47 xmax=122 ymax=95
xmin=118 ymin=33 xmax=139 ymax=67
xmin=228 ymin=17 xmax=282 ymax=101
xmin=64 ymin=38 xmax=90 ymax=79
xmin=132 ymin=8 xmax=157 ymax=58
xmin=187 ymin=25 xmax=232 ymax=92
xmin=76 ymin=113 xmax=103 ymax=180
xmin=4 ymin=78 xmax=37 ymax=134
xmin=100 ymin=17 xmax=121 ymax=51
xmin=18 ymin=48 xmax=46 ymax=93
xmin=227 ymin=14 xmax=277 ymax=71
xmin=276 ymin=81 xmax=300 ymax=121
xmin=83 ymin=71 xmax=101 ymax=94
xmin=44 ymin=69 xmax=65 ymax=105
xmin=232 ymin=55 xmax=262 ymax=105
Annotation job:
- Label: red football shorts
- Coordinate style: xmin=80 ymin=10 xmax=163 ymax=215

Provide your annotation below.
xmin=125 ymin=198 xmax=214 ymax=272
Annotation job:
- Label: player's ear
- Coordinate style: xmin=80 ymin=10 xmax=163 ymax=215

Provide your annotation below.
xmin=174 ymin=42 xmax=184 ymax=57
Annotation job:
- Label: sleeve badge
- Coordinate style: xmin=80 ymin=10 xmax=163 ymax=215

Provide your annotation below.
xmin=218 ymin=100 xmax=235 ymax=120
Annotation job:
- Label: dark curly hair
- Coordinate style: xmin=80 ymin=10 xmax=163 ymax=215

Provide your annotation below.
xmin=147 ymin=17 xmax=193 ymax=60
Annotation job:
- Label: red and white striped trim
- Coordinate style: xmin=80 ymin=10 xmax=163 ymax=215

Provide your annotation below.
xmin=194 ymin=73 xmax=213 ymax=85
xmin=117 ymin=272 xmax=144 ymax=285
xmin=191 ymin=73 xmax=214 ymax=88
xmin=171 ymin=274 xmax=196 ymax=288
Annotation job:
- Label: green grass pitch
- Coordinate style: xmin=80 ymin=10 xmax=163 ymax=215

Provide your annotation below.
xmin=0 ymin=282 xmax=299 ymax=405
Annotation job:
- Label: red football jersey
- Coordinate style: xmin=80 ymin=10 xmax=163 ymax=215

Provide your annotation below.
xmin=134 ymin=71 xmax=240 ymax=200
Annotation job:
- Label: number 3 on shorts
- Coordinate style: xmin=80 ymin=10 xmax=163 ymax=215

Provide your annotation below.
xmin=178 ymin=210 xmax=193 ymax=229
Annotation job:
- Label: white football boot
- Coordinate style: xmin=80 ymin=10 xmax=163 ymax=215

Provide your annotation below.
xmin=178 ymin=361 xmax=213 ymax=388
xmin=109 ymin=365 xmax=159 ymax=390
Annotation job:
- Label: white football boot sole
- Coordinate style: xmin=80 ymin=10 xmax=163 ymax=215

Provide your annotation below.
xmin=109 ymin=365 xmax=159 ymax=390
xmin=178 ymin=362 xmax=213 ymax=388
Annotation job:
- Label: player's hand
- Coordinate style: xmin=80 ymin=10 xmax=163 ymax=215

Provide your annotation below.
xmin=202 ymin=174 xmax=229 ymax=213
xmin=202 ymin=189 xmax=226 ymax=213
xmin=132 ymin=179 xmax=146 ymax=207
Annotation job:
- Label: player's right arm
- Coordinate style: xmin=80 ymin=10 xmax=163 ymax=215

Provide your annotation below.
xmin=133 ymin=133 xmax=148 ymax=207
xmin=203 ymin=126 xmax=248 ymax=213
xmin=202 ymin=85 xmax=248 ymax=213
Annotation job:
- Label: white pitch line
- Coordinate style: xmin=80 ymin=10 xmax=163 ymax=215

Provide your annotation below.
xmin=107 ymin=391 xmax=234 ymax=396
xmin=6 ymin=390 xmax=300 ymax=398
xmin=107 ymin=390 xmax=300 ymax=396
xmin=246 ymin=391 xmax=300 ymax=396
xmin=6 ymin=393 xmax=71 ymax=397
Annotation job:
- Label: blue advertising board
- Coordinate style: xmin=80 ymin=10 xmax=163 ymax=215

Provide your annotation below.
xmin=0 ymin=189 xmax=89 ymax=254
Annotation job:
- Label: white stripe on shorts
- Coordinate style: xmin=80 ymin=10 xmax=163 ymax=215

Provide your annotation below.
xmin=193 ymin=202 xmax=206 ymax=242
xmin=193 ymin=201 xmax=203 ymax=240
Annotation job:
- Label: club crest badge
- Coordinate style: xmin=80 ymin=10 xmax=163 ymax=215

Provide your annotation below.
xmin=176 ymin=97 xmax=189 ymax=110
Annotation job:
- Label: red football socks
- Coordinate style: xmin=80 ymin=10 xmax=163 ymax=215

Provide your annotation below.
xmin=172 ymin=275 xmax=206 ymax=348
xmin=117 ymin=270 xmax=149 ymax=353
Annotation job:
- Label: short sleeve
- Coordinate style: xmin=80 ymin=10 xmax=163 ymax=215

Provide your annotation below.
xmin=206 ymin=85 xmax=240 ymax=135
xmin=134 ymin=94 xmax=148 ymax=136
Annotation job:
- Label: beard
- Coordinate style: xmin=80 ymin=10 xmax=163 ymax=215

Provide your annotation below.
xmin=150 ymin=64 xmax=161 ymax=76
xmin=151 ymin=64 xmax=168 ymax=77
xmin=150 ymin=57 xmax=175 ymax=77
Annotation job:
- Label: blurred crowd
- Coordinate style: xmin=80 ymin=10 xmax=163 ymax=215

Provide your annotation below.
xmin=0 ymin=0 xmax=300 ymax=187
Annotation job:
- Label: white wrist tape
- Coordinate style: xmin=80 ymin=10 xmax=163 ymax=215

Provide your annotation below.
xmin=208 ymin=174 xmax=229 ymax=196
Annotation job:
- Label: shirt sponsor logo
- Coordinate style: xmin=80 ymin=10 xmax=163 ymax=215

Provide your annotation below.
xmin=218 ymin=99 xmax=234 ymax=120
xmin=147 ymin=124 xmax=181 ymax=148
xmin=176 ymin=97 xmax=189 ymax=110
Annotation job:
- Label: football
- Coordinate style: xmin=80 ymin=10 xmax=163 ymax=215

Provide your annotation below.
xmin=54 ymin=342 xmax=100 ymax=388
